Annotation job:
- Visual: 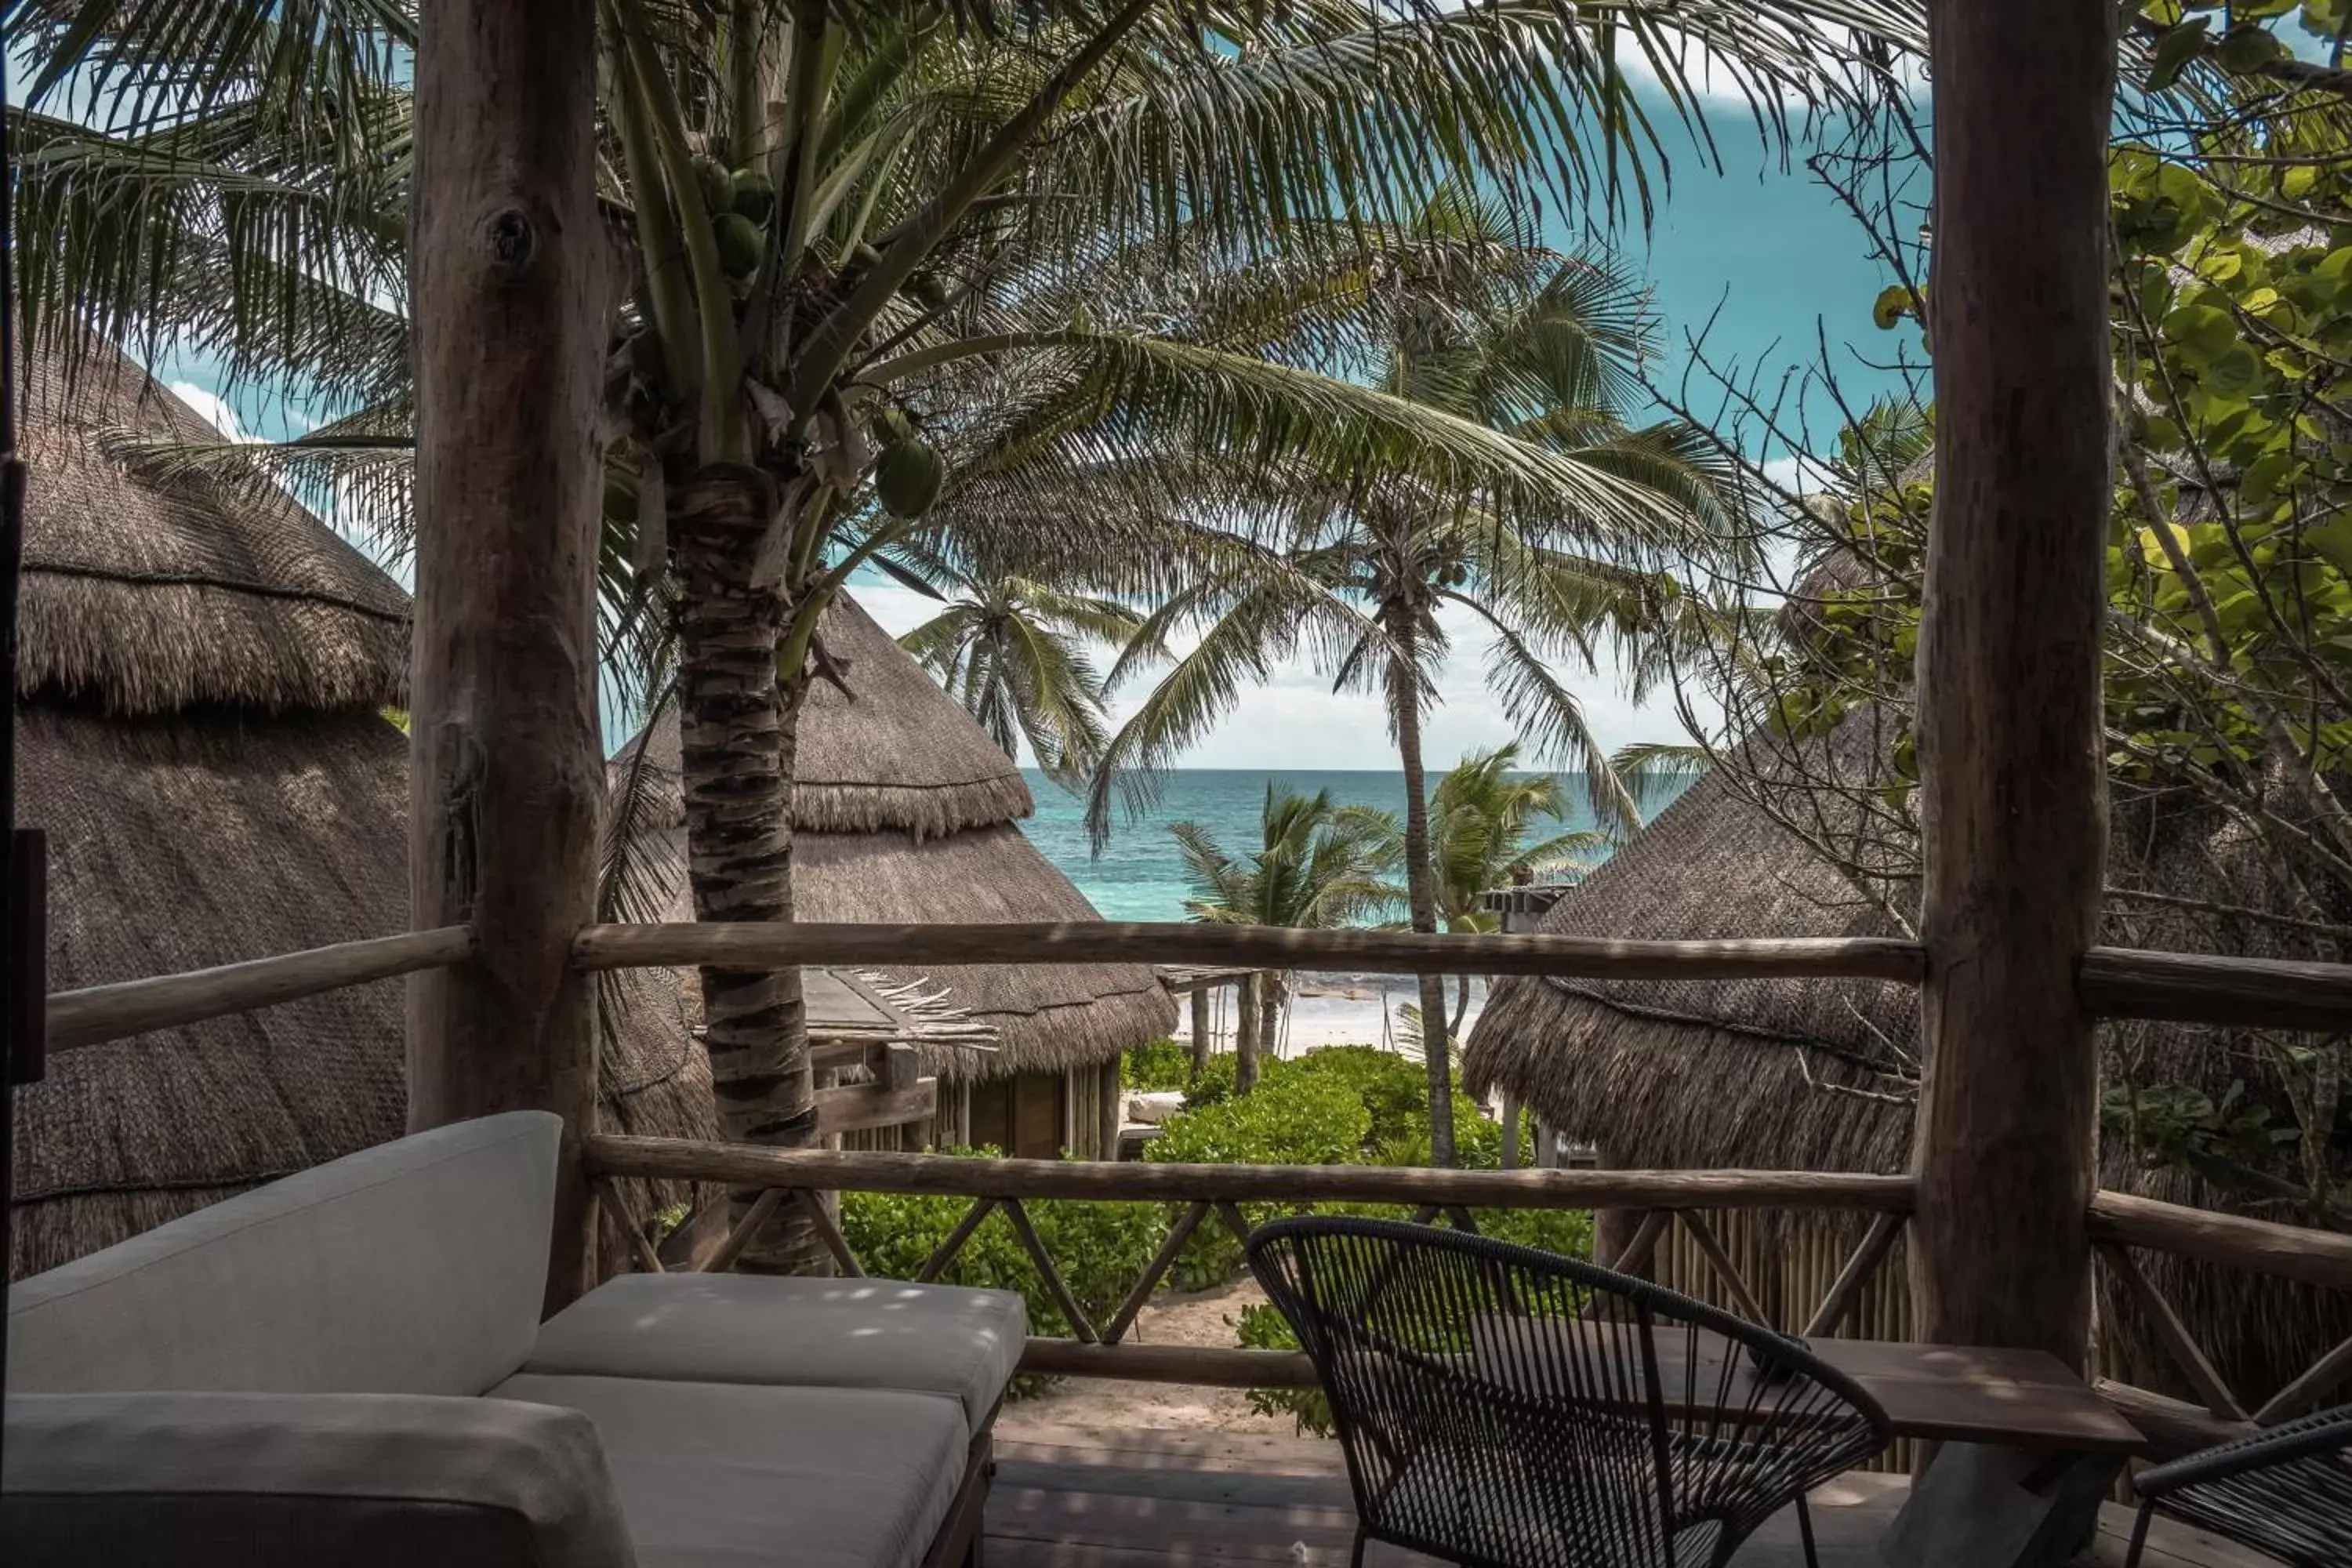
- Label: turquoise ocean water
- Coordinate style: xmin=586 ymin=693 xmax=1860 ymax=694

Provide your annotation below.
xmin=1018 ymin=768 xmax=1617 ymax=924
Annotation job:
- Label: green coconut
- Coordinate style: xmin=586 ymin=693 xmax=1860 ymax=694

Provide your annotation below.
xmin=714 ymin=212 xmax=767 ymax=278
xmin=874 ymin=435 xmax=945 ymax=519
xmin=691 ymin=154 xmax=734 ymax=218
xmin=730 ymin=167 xmax=776 ymax=224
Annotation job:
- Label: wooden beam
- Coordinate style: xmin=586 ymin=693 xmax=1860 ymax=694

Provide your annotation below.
xmin=2089 ymin=1189 xmax=2352 ymax=1293
xmin=573 ymin=921 xmax=1927 ymax=983
xmin=1908 ymin=0 xmax=2118 ymax=1373
xmin=584 ymin=1134 xmax=1915 ymax=1211
xmin=1802 ymin=1211 xmax=1907 ymax=1339
xmin=813 ymin=1077 xmax=936 ymax=1136
xmin=2096 ymin=1242 xmax=2246 ymax=1421
xmin=409 ymin=0 xmax=611 ymax=1310
xmin=46 ymin=927 xmax=475 ymax=1052
xmin=1019 ymin=1339 xmax=1320 ymax=1388
xmin=2093 ymin=1378 xmax=2254 ymax=1461
xmin=2081 ymin=947 xmax=2352 ymax=1032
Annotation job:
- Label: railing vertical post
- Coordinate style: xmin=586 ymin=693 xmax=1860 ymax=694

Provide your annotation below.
xmin=409 ymin=0 xmax=611 ymax=1309
xmin=1909 ymin=0 xmax=2117 ymax=1369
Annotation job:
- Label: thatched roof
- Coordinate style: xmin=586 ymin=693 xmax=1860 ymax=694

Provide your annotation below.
xmin=1462 ymin=715 xmax=2352 ymax=1407
xmin=789 ymin=594 xmax=1035 ymax=840
xmin=617 ymin=600 xmax=1173 ymax=1076
xmin=16 ymin=333 xmax=409 ymax=717
xmin=1465 ymin=715 xmax=1917 ymax=1176
xmin=8 ymin=350 xmax=714 ymax=1280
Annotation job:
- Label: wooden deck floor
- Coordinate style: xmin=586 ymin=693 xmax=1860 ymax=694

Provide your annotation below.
xmin=986 ymin=1425 xmax=2277 ymax=1568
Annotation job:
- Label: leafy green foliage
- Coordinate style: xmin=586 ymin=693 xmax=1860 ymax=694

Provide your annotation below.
xmin=840 ymin=1148 xmax=1164 ymax=1340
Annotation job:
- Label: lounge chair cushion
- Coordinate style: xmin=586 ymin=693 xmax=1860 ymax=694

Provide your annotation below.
xmin=2 ymin=1390 xmax=636 ymax=1568
xmin=524 ymin=1272 xmax=1026 ymax=1431
xmin=8 ymin=1112 xmax=559 ymax=1399
xmin=492 ymin=1374 xmax=966 ymax=1568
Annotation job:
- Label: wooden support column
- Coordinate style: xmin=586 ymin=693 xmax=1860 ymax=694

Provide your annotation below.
xmin=409 ymin=0 xmax=612 ymax=1310
xmin=1910 ymin=0 xmax=2117 ymax=1370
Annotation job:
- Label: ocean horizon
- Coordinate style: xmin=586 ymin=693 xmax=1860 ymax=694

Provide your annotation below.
xmin=1018 ymin=765 xmax=1641 ymax=926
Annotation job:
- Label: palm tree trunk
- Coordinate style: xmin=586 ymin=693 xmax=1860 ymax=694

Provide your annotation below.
xmin=1385 ymin=608 xmax=1456 ymax=1167
xmin=1450 ymin=975 xmax=1474 ymax=1039
xmin=673 ymin=462 xmax=818 ymax=1272
xmin=1258 ymin=975 xmax=1283 ymax=1068
xmin=1235 ymin=970 xmax=1261 ymax=1096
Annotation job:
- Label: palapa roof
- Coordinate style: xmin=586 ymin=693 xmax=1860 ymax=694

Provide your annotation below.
xmin=8 ymin=340 xmax=716 ymax=1279
xmin=1461 ymin=710 xmax=2352 ymax=1406
xmin=1465 ymin=713 xmax=1917 ymax=1177
xmin=16 ymin=336 xmax=411 ymax=717
xmin=618 ymin=594 xmax=1173 ymax=1077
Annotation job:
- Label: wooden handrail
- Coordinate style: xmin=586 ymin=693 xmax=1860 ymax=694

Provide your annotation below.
xmin=2088 ymin=1189 xmax=2352 ymax=1293
xmin=572 ymin=920 xmax=1929 ymax=983
xmin=2079 ymin=946 xmax=2352 ymax=1032
xmin=583 ymin=1134 xmax=1916 ymax=1210
xmin=45 ymin=927 xmax=478 ymax=1052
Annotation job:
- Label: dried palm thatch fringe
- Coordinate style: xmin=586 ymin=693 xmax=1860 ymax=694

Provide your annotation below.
xmin=788 ymin=594 xmax=1035 ymax=840
xmin=15 ymin=333 xmax=409 ymax=716
xmin=7 ymin=347 xmax=708 ymax=1280
xmin=1462 ymin=708 xmax=2352 ymax=1414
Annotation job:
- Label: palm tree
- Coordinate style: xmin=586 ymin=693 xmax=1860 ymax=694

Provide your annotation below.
xmin=1088 ymin=234 xmax=1735 ymax=1165
xmin=1369 ymin=742 xmax=1607 ymax=1034
xmin=1172 ymin=784 xmax=1396 ymax=1094
xmin=9 ymin=0 xmax=1918 ymax=1260
xmin=893 ymin=561 xmax=1140 ymax=784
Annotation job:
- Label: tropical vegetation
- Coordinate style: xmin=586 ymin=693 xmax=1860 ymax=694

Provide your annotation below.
xmin=1171 ymin=784 xmax=1396 ymax=1094
xmin=1367 ymin=742 xmax=1607 ymax=1034
xmin=1656 ymin=0 xmax=2352 ymax=1220
xmin=5 ymin=0 xmax=1926 ymax=1222
xmin=1091 ymin=236 xmax=1729 ymax=1163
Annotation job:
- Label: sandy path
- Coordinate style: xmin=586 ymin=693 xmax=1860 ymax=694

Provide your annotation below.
xmin=996 ymin=1276 xmax=1308 ymax=1437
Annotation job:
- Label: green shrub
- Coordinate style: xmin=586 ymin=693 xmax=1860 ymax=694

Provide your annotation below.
xmin=1235 ymin=1300 xmax=1333 ymax=1436
xmin=1121 ymin=1039 xmax=1195 ymax=1093
xmin=840 ymin=1147 xmax=1163 ymax=1342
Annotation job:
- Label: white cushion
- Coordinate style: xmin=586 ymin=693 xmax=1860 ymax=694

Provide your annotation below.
xmin=492 ymin=1374 xmax=966 ymax=1568
xmin=9 ymin=1112 xmax=559 ymax=1397
xmin=525 ymin=1273 xmax=1025 ymax=1432
xmin=2 ymin=1390 xmax=636 ymax=1568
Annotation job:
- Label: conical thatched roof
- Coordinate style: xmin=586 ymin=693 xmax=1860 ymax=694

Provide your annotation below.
xmin=8 ymin=341 xmax=715 ymax=1279
xmin=618 ymin=596 xmax=1173 ymax=1076
xmin=1462 ymin=711 xmax=2352 ymax=1409
xmin=789 ymin=594 xmax=1036 ymax=840
xmin=1465 ymin=713 xmax=1917 ymax=1176
xmin=16 ymin=336 xmax=410 ymax=716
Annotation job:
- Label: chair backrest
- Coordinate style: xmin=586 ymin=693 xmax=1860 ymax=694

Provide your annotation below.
xmin=1247 ymin=1216 xmax=1891 ymax=1568
xmin=9 ymin=1112 xmax=560 ymax=1398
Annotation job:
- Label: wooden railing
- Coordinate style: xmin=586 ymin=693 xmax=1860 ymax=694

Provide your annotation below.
xmin=585 ymin=1134 xmax=1918 ymax=1390
xmin=41 ymin=916 xmax=2352 ymax=1458
xmin=44 ymin=920 xmax=2352 ymax=1048
xmin=580 ymin=1132 xmax=2352 ymax=1456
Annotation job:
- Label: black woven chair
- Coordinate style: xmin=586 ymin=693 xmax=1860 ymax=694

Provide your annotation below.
xmin=2123 ymin=1403 xmax=2352 ymax=1567
xmin=1246 ymin=1217 xmax=1891 ymax=1568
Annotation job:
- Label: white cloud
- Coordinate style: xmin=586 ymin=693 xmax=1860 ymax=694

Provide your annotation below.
xmin=169 ymin=380 xmax=251 ymax=442
xmin=849 ymin=579 xmax=1713 ymax=772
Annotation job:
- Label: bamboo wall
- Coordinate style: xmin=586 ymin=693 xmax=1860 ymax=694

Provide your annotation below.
xmin=1643 ymin=1208 xmax=1916 ymax=1472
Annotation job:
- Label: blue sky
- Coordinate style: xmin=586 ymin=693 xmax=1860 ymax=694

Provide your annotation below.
xmin=154 ymin=89 xmax=1922 ymax=772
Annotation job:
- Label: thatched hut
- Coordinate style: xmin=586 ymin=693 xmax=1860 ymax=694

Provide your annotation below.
xmin=618 ymin=593 xmax=1174 ymax=1159
xmin=7 ymin=339 xmax=717 ymax=1279
xmin=1464 ymin=716 xmax=2352 ymax=1417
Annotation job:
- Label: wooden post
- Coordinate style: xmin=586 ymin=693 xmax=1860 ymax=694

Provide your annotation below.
xmin=408 ymin=0 xmax=612 ymax=1311
xmin=1498 ymin=1091 xmax=1520 ymax=1171
xmin=1909 ymin=0 xmax=2116 ymax=1369
xmin=1098 ymin=1060 xmax=1122 ymax=1163
xmin=1189 ymin=988 xmax=1211 ymax=1080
